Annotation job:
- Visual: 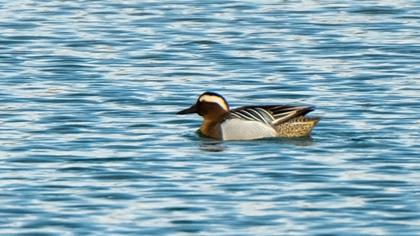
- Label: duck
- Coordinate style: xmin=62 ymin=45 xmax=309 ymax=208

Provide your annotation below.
xmin=177 ymin=92 xmax=320 ymax=140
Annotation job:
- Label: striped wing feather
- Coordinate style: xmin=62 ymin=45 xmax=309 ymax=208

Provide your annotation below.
xmin=229 ymin=105 xmax=314 ymax=126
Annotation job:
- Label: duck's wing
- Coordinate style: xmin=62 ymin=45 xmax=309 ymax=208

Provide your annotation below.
xmin=229 ymin=105 xmax=315 ymax=125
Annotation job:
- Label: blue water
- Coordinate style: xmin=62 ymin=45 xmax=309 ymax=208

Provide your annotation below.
xmin=1 ymin=1 xmax=419 ymax=235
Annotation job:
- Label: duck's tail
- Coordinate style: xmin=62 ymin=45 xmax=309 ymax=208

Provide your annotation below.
xmin=275 ymin=116 xmax=320 ymax=137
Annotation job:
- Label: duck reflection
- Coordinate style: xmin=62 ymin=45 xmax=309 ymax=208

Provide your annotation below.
xmin=277 ymin=136 xmax=314 ymax=146
xmin=199 ymin=140 xmax=225 ymax=152
xmin=196 ymin=130 xmax=314 ymax=152
xmin=197 ymin=130 xmax=225 ymax=152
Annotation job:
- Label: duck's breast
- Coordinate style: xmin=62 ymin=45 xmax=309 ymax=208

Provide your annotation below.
xmin=220 ymin=119 xmax=277 ymax=140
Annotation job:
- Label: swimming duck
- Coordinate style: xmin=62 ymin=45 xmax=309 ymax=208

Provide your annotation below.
xmin=177 ymin=92 xmax=319 ymax=140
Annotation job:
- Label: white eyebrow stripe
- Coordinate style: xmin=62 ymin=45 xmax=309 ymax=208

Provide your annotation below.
xmin=199 ymin=95 xmax=228 ymax=111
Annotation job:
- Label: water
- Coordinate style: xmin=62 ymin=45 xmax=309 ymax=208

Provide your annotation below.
xmin=1 ymin=0 xmax=419 ymax=235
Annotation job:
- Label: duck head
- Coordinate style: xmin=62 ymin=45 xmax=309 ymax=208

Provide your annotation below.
xmin=177 ymin=92 xmax=229 ymax=119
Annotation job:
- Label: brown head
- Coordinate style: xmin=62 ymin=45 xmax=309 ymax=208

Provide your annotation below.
xmin=177 ymin=92 xmax=230 ymax=120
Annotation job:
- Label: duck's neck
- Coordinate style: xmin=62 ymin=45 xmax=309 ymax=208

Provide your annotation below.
xmin=200 ymin=118 xmax=222 ymax=139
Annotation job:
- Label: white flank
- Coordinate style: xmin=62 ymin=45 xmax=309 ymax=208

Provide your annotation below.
xmin=221 ymin=119 xmax=277 ymax=140
xmin=199 ymin=95 xmax=229 ymax=111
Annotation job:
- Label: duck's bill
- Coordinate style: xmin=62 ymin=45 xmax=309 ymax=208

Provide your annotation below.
xmin=177 ymin=104 xmax=197 ymax=114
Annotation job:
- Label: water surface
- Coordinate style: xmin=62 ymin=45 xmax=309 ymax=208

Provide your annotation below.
xmin=1 ymin=1 xmax=419 ymax=235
